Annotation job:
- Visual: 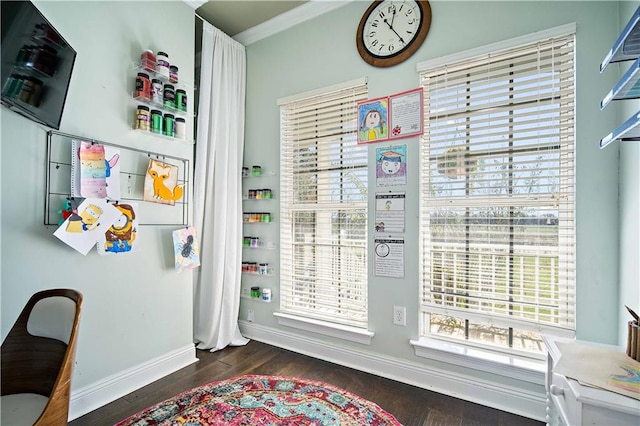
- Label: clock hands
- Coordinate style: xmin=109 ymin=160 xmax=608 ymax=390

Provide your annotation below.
xmin=383 ymin=17 xmax=406 ymax=45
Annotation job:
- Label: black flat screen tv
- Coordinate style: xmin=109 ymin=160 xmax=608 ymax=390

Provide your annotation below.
xmin=1 ymin=1 xmax=76 ymax=130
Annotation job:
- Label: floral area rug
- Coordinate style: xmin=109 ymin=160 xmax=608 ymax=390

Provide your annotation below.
xmin=115 ymin=374 xmax=402 ymax=425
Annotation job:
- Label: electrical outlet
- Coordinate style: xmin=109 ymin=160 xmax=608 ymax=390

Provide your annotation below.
xmin=393 ymin=306 xmax=406 ymax=326
xmin=247 ymin=309 xmax=254 ymax=322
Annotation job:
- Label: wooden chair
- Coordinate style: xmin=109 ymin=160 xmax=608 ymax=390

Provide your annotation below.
xmin=1 ymin=289 xmax=83 ymax=425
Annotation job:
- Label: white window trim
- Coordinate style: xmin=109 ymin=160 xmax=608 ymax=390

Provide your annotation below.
xmin=274 ymin=312 xmax=374 ymax=345
xmin=416 ymin=23 xmax=576 ymax=72
xmin=410 ymin=337 xmax=545 ymax=385
xmin=276 ymin=77 xmax=368 ymax=105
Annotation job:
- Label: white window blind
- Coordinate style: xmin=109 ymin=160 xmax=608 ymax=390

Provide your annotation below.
xmin=419 ymin=31 xmax=576 ymax=350
xmin=279 ymin=79 xmax=369 ymax=328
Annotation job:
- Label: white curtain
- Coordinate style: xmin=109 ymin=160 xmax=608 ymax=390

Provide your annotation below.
xmin=193 ymin=22 xmax=249 ymax=351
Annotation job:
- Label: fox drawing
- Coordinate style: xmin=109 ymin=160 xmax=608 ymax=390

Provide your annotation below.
xmin=147 ymin=160 xmax=184 ymax=201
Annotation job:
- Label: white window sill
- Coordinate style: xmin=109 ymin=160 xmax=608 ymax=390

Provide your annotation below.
xmin=274 ymin=312 xmax=374 ymax=345
xmin=410 ymin=337 xmax=545 ymax=385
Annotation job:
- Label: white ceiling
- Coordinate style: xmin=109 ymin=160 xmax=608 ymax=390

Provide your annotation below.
xmin=196 ymin=1 xmax=308 ymax=37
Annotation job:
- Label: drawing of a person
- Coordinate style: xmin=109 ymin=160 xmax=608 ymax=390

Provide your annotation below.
xmin=362 ymin=109 xmax=385 ymax=141
xmin=378 ymin=151 xmax=403 ymax=175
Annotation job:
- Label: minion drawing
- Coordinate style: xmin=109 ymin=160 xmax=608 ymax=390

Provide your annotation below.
xmin=66 ymin=204 xmax=102 ymax=233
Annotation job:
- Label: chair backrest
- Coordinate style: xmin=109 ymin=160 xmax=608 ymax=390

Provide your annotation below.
xmin=1 ymin=289 xmax=83 ymax=425
xmin=27 ymin=296 xmax=77 ymax=344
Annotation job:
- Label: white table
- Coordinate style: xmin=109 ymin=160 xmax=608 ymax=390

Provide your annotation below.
xmin=543 ymin=335 xmax=640 ymax=425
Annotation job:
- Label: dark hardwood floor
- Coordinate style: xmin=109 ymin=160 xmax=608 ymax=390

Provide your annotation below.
xmin=70 ymin=340 xmax=543 ymax=426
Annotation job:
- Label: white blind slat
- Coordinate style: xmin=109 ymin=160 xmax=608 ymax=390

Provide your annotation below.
xmin=419 ymin=30 xmax=576 ymax=350
xmin=280 ymin=80 xmax=369 ymax=328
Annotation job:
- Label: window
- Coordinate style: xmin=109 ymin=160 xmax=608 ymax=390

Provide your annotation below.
xmin=278 ymin=78 xmax=369 ymax=329
xmin=418 ymin=27 xmax=575 ymax=356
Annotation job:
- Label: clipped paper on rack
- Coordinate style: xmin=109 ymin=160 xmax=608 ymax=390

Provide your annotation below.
xmin=70 ymin=140 xmax=121 ymax=199
xmin=97 ymin=202 xmax=138 ymax=255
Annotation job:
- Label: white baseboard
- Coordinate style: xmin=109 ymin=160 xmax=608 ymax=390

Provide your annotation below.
xmin=69 ymin=344 xmax=198 ymax=421
xmin=239 ymin=320 xmax=547 ymax=422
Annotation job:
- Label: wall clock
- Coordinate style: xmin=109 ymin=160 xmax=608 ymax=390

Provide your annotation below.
xmin=356 ymin=0 xmax=432 ymax=68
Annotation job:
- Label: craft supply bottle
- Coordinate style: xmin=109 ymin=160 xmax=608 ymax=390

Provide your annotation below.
xmin=169 ymin=65 xmax=179 ymax=84
xmin=150 ymin=109 xmax=162 ymax=133
xmin=141 ymin=49 xmax=156 ymax=72
xmin=2 ymin=74 xmax=19 ymax=97
xmin=7 ymin=75 xmax=25 ymax=99
xmin=251 ymin=286 xmax=260 ymax=298
xmin=26 ymin=77 xmax=43 ymax=106
xmin=175 ymin=117 xmax=186 ymax=139
xmin=259 ymin=263 xmax=268 ymax=275
xmin=163 ymin=84 xmax=175 ymax=109
xmin=18 ymin=76 xmax=36 ymax=103
xmin=252 ymin=165 xmax=261 ymax=176
xmin=176 ymin=89 xmax=187 ymax=112
xmin=262 ymin=288 xmax=272 ymax=302
xmin=135 ymin=72 xmax=150 ymax=99
xmin=163 ymin=113 xmax=175 ymax=137
xmin=156 ymin=51 xmax=170 ymax=79
xmin=135 ymin=105 xmax=150 ymax=131
xmin=151 ymin=79 xmax=163 ymax=104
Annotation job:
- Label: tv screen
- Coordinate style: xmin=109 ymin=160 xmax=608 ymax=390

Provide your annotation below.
xmin=1 ymin=1 xmax=76 ymax=130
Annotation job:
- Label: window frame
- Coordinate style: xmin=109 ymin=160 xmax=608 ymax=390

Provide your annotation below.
xmin=417 ymin=24 xmax=577 ymax=359
xmin=277 ymin=78 xmax=372 ymax=343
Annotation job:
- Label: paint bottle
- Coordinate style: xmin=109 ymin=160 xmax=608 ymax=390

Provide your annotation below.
xmin=251 ymin=286 xmax=260 ymax=298
xmin=176 ymin=89 xmax=187 ymax=112
xmin=163 ymin=84 xmax=175 ymax=109
xmin=150 ymin=109 xmax=162 ymax=134
xmin=163 ymin=113 xmax=175 ymax=137
xmin=135 ymin=105 xmax=150 ymax=131
xmin=151 ymin=79 xmax=163 ymax=104
xmin=175 ymin=117 xmax=186 ymax=139
xmin=141 ymin=50 xmax=156 ymax=72
xmin=156 ymin=51 xmax=170 ymax=79
xmin=135 ymin=72 xmax=150 ymax=99
xmin=262 ymin=288 xmax=272 ymax=302
xmin=169 ymin=65 xmax=179 ymax=84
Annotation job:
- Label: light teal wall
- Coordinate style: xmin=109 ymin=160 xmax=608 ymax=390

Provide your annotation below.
xmin=0 ymin=1 xmax=195 ymax=390
xmin=617 ymin=1 xmax=640 ymax=346
xmin=243 ymin=0 xmax=625 ymax=371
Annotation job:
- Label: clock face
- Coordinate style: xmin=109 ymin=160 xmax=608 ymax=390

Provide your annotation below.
xmin=356 ymin=1 xmax=431 ymax=67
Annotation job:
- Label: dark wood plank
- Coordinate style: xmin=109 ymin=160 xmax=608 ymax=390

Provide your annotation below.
xmin=69 ymin=341 xmax=543 ymax=426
